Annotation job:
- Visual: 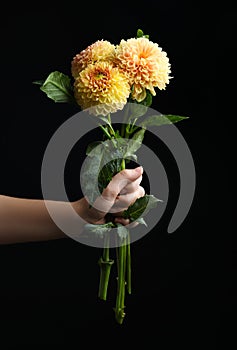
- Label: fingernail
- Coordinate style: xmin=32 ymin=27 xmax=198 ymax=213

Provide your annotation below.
xmin=135 ymin=166 xmax=143 ymax=173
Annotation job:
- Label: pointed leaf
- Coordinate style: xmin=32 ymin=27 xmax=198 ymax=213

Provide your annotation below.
xmin=97 ymin=115 xmax=111 ymax=125
xmin=81 ymin=142 xmax=109 ymax=204
xmin=39 ymin=71 xmax=76 ymax=104
xmin=86 ymin=141 xmax=102 ymax=156
xmin=84 ymin=222 xmax=114 ymax=238
xmin=127 ymin=102 xmax=148 ymax=120
xmin=81 ymin=141 xmax=124 ymax=204
xmin=133 ymin=217 xmax=147 ymax=226
xmin=122 ymin=194 xmax=162 ymax=221
xmin=124 ymin=128 xmax=146 ymax=158
xmin=98 ymin=158 xmax=122 ymax=192
xmin=32 ymin=80 xmax=45 ymax=85
xmin=140 ymin=114 xmax=189 ymax=127
xmin=117 ymin=224 xmax=129 ymax=241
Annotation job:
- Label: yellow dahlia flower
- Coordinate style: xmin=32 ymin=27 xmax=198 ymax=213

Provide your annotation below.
xmin=73 ymin=61 xmax=130 ymax=116
xmin=115 ymin=37 xmax=172 ymax=102
xmin=71 ymin=40 xmax=116 ymax=79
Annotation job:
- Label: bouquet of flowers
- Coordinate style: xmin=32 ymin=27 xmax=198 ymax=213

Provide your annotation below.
xmin=34 ymin=29 xmax=188 ymax=324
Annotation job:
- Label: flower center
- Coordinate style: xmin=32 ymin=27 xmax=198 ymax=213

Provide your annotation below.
xmin=95 ymin=71 xmax=106 ymax=80
xmin=139 ymin=52 xmax=147 ymax=59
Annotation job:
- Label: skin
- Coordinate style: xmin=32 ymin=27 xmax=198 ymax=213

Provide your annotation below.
xmin=0 ymin=167 xmax=144 ymax=245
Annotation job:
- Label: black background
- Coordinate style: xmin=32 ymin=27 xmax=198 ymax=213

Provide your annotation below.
xmin=0 ymin=1 xmax=234 ymax=348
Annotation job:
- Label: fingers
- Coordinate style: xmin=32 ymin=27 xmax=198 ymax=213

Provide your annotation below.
xmin=111 ymin=185 xmax=145 ymax=213
xmin=119 ymin=175 xmax=143 ymax=195
xmin=114 ymin=217 xmax=139 ymax=228
xmin=102 ymin=166 xmax=143 ymax=201
xmin=93 ymin=167 xmax=143 ymax=213
xmin=114 ymin=217 xmax=130 ymax=226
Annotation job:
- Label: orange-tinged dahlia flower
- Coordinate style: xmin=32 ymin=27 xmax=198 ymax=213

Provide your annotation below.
xmin=71 ymin=40 xmax=116 ymax=79
xmin=115 ymin=37 xmax=171 ymax=102
xmin=73 ymin=61 xmax=130 ymax=116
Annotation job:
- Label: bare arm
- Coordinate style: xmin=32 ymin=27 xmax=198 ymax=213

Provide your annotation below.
xmin=0 ymin=167 xmax=144 ymax=245
xmin=0 ymin=195 xmax=70 ymax=244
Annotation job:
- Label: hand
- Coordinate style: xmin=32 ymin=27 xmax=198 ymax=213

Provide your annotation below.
xmin=73 ymin=166 xmax=145 ymax=226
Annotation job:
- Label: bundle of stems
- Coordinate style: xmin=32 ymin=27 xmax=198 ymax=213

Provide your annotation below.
xmin=97 ymin=117 xmax=133 ymax=324
xmin=98 ymin=157 xmax=131 ymax=324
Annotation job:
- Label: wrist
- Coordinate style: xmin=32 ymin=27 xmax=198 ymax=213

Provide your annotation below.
xmin=71 ymin=197 xmax=105 ymax=225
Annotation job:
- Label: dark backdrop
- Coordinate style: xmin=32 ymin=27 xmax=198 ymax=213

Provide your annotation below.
xmin=0 ymin=1 xmax=234 ymax=348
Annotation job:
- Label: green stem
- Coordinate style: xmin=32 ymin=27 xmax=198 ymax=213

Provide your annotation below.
xmin=107 ymin=115 xmax=116 ymax=136
xmin=103 ymin=245 xmax=109 ymax=262
xmin=121 ymin=123 xmax=125 ymax=138
xmin=107 ymin=113 xmax=112 ymax=125
xmin=114 ymin=157 xmax=132 ymax=324
xmin=99 ymin=124 xmax=112 ymax=139
xmin=125 ymin=125 xmax=130 ymax=139
xmin=122 ymin=171 xmax=132 ymax=296
xmin=109 ymin=124 xmax=116 ymax=136
xmin=121 ymin=243 xmax=127 ymax=308
xmin=99 ymin=124 xmax=117 ymax=147
xmin=121 ymin=158 xmax=126 ymax=170
xmin=126 ymin=232 xmax=131 ymax=294
xmin=121 ymin=104 xmax=129 ymax=137
xmin=115 ymin=240 xmax=126 ymax=324
xmin=98 ymin=233 xmax=114 ymax=301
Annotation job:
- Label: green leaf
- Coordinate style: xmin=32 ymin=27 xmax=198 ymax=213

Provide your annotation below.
xmin=39 ymin=71 xmax=76 ymax=104
xmin=115 ymin=130 xmax=121 ymax=138
xmin=117 ymin=224 xmax=129 ymax=241
xmin=133 ymin=217 xmax=147 ymax=226
xmin=81 ymin=142 xmax=109 ymax=204
xmin=97 ymin=115 xmax=111 ymax=125
xmin=125 ymin=154 xmax=137 ymax=162
xmin=124 ymin=128 xmax=146 ymax=158
xmin=98 ymin=139 xmax=128 ymax=192
xmin=131 ymin=127 xmax=146 ymax=144
xmin=81 ymin=141 xmax=124 ymax=204
xmin=84 ymin=222 xmax=114 ymax=238
xmin=122 ymin=194 xmax=162 ymax=221
xmin=82 ymin=135 xmax=150 ymax=205
xmin=32 ymin=79 xmax=45 ymax=85
xmin=98 ymin=158 xmax=122 ymax=193
xmin=140 ymin=114 xmax=189 ymax=128
xmin=127 ymin=102 xmax=148 ymax=120
xmin=86 ymin=141 xmax=102 ymax=156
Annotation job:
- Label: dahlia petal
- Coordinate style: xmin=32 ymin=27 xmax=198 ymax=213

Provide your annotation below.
xmin=115 ymin=37 xmax=171 ymax=103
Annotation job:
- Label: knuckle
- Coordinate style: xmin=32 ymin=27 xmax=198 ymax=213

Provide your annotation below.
xmin=140 ymin=186 xmax=145 ymax=196
xmin=116 ymin=196 xmax=127 ymax=206
xmin=132 ymin=180 xmax=139 ymax=189
xmin=120 ymin=169 xmax=129 ymax=177
xmin=102 ymin=187 xmax=118 ymax=201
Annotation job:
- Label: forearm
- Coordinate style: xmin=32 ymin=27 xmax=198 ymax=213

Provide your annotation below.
xmin=0 ymin=195 xmax=85 ymax=245
xmin=0 ymin=168 xmax=144 ymax=245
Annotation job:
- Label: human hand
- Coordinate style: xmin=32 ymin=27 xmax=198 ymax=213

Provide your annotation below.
xmin=73 ymin=166 xmax=145 ymax=226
